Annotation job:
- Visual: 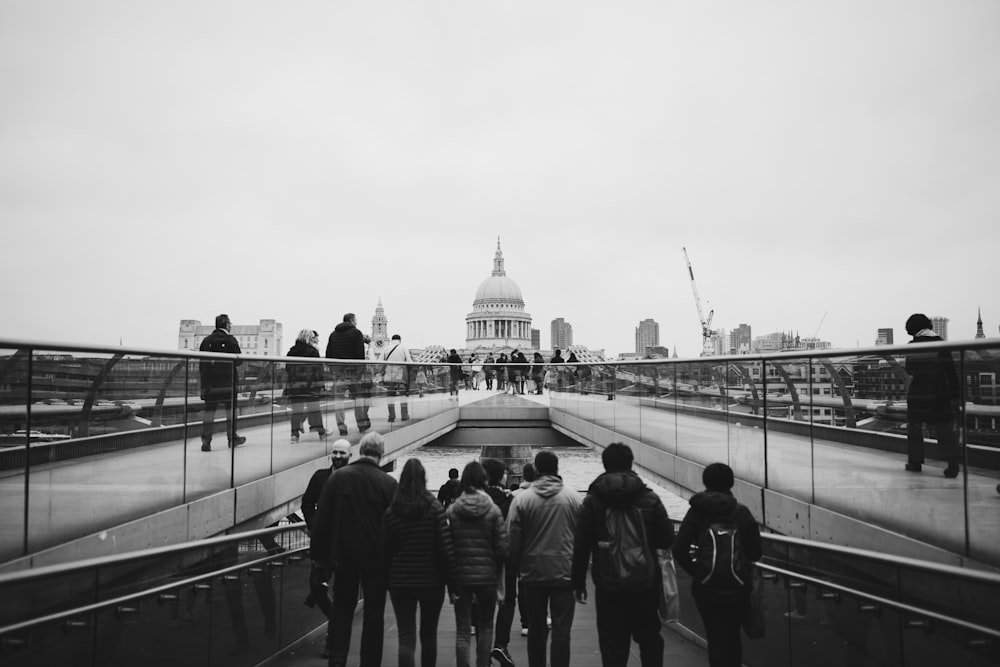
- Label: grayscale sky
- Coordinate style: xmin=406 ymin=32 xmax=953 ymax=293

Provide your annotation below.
xmin=2 ymin=1 xmax=998 ymax=357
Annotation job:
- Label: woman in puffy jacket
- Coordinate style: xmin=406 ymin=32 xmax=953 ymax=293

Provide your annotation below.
xmin=447 ymin=461 xmax=509 ymax=667
xmin=382 ymin=458 xmax=455 ymax=667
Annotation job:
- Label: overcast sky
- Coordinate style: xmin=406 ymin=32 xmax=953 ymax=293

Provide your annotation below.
xmin=2 ymin=1 xmax=998 ymax=358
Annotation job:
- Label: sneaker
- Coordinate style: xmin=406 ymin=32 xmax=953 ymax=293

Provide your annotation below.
xmin=491 ymin=646 xmax=515 ymax=667
xmin=290 ymin=433 xmax=299 ymax=444
xmin=229 ymin=435 xmax=246 ymax=447
xmin=338 ymin=427 xmax=349 ymax=436
xmin=201 ymin=440 xmax=211 ymax=452
xmin=943 ymin=464 xmax=960 ymax=479
xmin=316 ymin=428 xmax=328 ymax=440
xmin=521 ymin=627 xmax=528 ymax=637
xmin=904 ymin=463 xmax=922 ymax=473
xmin=470 ymin=626 xmax=476 ymax=636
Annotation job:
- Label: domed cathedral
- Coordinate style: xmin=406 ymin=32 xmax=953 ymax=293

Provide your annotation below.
xmin=465 ymin=239 xmax=533 ymax=350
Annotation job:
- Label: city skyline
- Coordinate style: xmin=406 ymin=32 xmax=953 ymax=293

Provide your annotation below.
xmin=1 ymin=2 xmax=998 ymax=357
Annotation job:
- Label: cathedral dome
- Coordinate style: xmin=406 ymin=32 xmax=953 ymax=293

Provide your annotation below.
xmin=474 ymin=274 xmax=523 ymax=304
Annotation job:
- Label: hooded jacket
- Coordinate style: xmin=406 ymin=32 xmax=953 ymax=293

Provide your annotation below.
xmin=671 ymin=490 xmax=762 ymax=591
xmin=507 ymin=474 xmax=582 ymax=585
xmin=571 ymin=470 xmax=674 ymax=590
xmin=446 ymin=490 xmax=509 ymax=587
xmin=382 ymin=491 xmax=455 ymax=589
xmin=286 ymin=340 xmax=322 ymax=395
xmin=325 ymin=321 xmax=365 ymax=360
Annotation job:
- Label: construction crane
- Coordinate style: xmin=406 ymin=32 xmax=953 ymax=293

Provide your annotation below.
xmin=682 ymin=247 xmax=714 ymax=353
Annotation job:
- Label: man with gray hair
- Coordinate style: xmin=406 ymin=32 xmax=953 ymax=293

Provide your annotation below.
xmin=311 ymin=432 xmax=398 ymax=667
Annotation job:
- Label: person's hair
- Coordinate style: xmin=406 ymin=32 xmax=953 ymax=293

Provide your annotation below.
xmin=396 ymin=458 xmax=427 ymax=499
xmin=391 ymin=334 xmax=401 ymax=340
xmin=906 ymin=313 xmax=933 ymax=336
xmin=343 ymin=313 xmax=355 ymax=323
xmin=481 ymin=458 xmax=507 ymax=486
xmin=602 ymin=442 xmax=633 ymax=472
xmin=358 ymin=431 xmax=385 ymax=459
xmin=296 ymin=328 xmax=313 ymax=344
xmin=703 ymin=462 xmax=734 ymax=492
xmin=215 ymin=313 xmax=230 ymax=329
xmin=459 ymin=460 xmax=488 ymax=493
xmin=448 ymin=467 xmax=459 ymax=479
xmin=534 ymin=450 xmax=558 ymax=476
xmin=521 ymin=463 xmax=535 ymax=483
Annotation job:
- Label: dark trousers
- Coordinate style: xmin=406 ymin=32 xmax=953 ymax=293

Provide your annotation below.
xmin=493 ymin=562 xmax=519 ymax=648
xmin=389 ymin=586 xmax=445 ymax=667
xmin=290 ymin=395 xmax=324 ymax=435
xmin=328 ymin=562 xmax=387 ymax=667
xmin=694 ymin=588 xmax=748 ymax=667
xmin=454 ymin=585 xmax=497 ymax=667
xmin=907 ymin=417 xmax=960 ymax=465
xmin=201 ymin=398 xmax=235 ymax=442
xmin=521 ymin=583 xmax=576 ymax=667
xmin=594 ymin=586 xmax=664 ymax=667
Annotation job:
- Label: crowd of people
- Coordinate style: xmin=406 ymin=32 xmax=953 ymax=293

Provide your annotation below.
xmin=302 ymin=434 xmax=762 ymax=667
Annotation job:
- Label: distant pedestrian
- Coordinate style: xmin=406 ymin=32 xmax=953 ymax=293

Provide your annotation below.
xmin=495 ymin=353 xmax=508 ymax=392
xmin=383 ymin=334 xmax=413 ymax=423
xmin=447 ymin=461 xmax=509 ymax=667
xmin=483 ymin=354 xmax=496 ymax=390
xmin=549 ymin=349 xmax=565 ymax=391
xmin=287 ymin=329 xmax=329 ymax=443
xmin=325 ymin=313 xmax=371 ymax=435
xmin=507 ymin=450 xmax=582 ymax=667
xmin=572 ymin=443 xmax=674 ymax=667
xmin=448 ymin=349 xmax=463 ymax=396
xmin=672 ymin=463 xmax=762 ymax=667
xmin=531 ymin=352 xmax=545 ymax=395
xmin=904 ymin=313 xmax=961 ymax=478
xmin=383 ymin=458 xmax=456 ymax=667
xmin=311 ymin=432 xmax=398 ymax=667
xmin=199 ymin=313 xmax=246 ymax=451
xmin=438 ymin=468 xmax=461 ymax=508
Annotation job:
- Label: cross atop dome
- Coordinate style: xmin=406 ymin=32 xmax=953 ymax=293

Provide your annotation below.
xmin=493 ymin=237 xmax=506 ymax=277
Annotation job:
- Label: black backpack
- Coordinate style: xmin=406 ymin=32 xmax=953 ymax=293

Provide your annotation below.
xmin=696 ymin=510 xmax=746 ymax=588
xmin=595 ymin=505 xmax=656 ymax=592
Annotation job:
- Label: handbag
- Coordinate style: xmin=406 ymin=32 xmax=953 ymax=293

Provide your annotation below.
xmin=742 ymin=566 xmax=766 ymax=639
xmin=657 ymin=549 xmax=680 ymax=624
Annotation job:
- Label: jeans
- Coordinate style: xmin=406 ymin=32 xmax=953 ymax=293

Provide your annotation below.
xmin=332 ymin=377 xmax=370 ymax=432
xmin=906 ymin=416 xmax=959 ymax=465
xmin=594 ymin=586 xmax=664 ymax=667
xmin=201 ymin=397 xmax=235 ymax=442
xmin=493 ymin=562 xmax=519 ymax=648
xmin=290 ymin=395 xmax=324 ymax=434
xmin=328 ymin=561 xmax=387 ymax=667
xmin=694 ymin=588 xmax=748 ymax=667
xmin=389 ymin=587 xmax=445 ymax=667
xmin=521 ymin=583 xmax=576 ymax=667
xmin=454 ymin=585 xmax=497 ymax=667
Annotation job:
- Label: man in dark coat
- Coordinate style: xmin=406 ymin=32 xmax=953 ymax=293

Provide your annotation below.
xmin=199 ymin=313 xmax=245 ymax=452
xmin=325 ymin=312 xmax=371 ymax=435
xmin=311 ymin=432 xmax=397 ymax=667
xmin=572 ymin=443 xmax=674 ymax=667
xmin=672 ymin=463 xmax=762 ymax=667
xmin=904 ymin=313 xmax=961 ymax=477
xmin=301 ymin=439 xmax=352 ymax=658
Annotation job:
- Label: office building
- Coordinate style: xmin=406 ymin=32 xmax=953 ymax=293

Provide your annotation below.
xmin=635 ymin=318 xmax=659 ymax=356
xmin=551 ymin=317 xmax=573 ymax=350
xmin=931 ymin=317 xmax=949 ymax=341
xmin=876 ymin=328 xmax=894 ymax=345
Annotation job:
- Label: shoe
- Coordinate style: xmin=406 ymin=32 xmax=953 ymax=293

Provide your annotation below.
xmin=401 ymin=416 xmax=410 ymax=421
xmin=387 ymin=417 xmax=395 ymax=423
xmin=904 ymin=463 xmax=922 ymax=473
xmin=943 ymin=464 xmax=960 ymax=479
xmin=316 ymin=428 xmax=328 ymax=440
xmin=229 ymin=435 xmax=246 ymax=447
xmin=521 ymin=627 xmax=528 ymax=637
xmin=201 ymin=440 xmax=211 ymax=452
xmin=470 ymin=626 xmax=475 ymax=636
xmin=491 ymin=646 xmax=515 ymax=667
xmin=338 ymin=427 xmax=349 ymax=436
xmin=290 ymin=433 xmax=299 ymax=444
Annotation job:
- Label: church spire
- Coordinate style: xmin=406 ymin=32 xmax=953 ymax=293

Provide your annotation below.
xmin=976 ymin=307 xmax=986 ymax=339
xmin=492 ymin=237 xmax=506 ymax=277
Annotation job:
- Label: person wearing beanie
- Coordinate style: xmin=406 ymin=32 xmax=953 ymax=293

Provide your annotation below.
xmin=904 ymin=313 xmax=962 ymax=478
xmin=672 ymin=463 xmax=762 ymax=667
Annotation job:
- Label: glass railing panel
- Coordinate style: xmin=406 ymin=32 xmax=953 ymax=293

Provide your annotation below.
xmin=0 ymin=346 xmax=29 ymax=562
xmin=670 ymin=359 xmax=731 ymax=469
xmin=183 ymin=355 xmax=232 ymax=503
xmin=1 ymin=615 xmax=89 ymax=667
xmin=760 ymin=356 xmax=816 ymax=502
xmin=722 ymin=359 xmax=766 ymax=487
xmin=960 ymin=347 xmax=1000 ymax=564
xmin=609 ymin=363 xmax=642 ymax=443
xmin=638 ymin=362 xmax=677 ymax=456
xmin=589 ymin=364 xmax=615 ymax=431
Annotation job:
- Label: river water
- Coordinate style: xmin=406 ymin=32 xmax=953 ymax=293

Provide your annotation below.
xmin=390 ymin=443 xmax=691 ymax=520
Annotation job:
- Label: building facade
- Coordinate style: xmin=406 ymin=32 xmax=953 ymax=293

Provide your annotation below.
xmin=178 ymin=319 xmax=283 ymax=356
xmin=635 ymin=318 xmax=659 ymax=356
xmin=551 ymin=318 xmax=573 ymax=350
xmin=931 ymin=316 xmax=949 ymax=340
xmin=876 ymin=328 xmax=894 ymax=345
xmin=731 ymin=323 xmax=752 ymax=355
xmin=464 ymin=240 xmax=533 ymax=350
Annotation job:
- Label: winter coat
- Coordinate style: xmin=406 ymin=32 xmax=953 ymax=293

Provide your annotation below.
xmin=311 ymin=458 xmax=398 ymax=569
xmin=383 ymin=492 xmax=455 ymax=589
xmin=287 ymin=341 xmax=323 ymax=396
xmin=571 ymin=470 xmax=674 ymax=590
xmin=447 ymin=490 xmax=509 ymax=587
xmin=325 ymin=321 xmax=365 ymax=360
xmin=199 ymin=329 xmax=242 ymax=399
xmin=507 ymin=474 xmax=582 ymax=585
xmin=301 ymin=465 xmax=334 ymax=529
xmin=906 ymin=334 xmax=960 ymax=421
xmin=672 ymin=490 xmax=762 ymax=592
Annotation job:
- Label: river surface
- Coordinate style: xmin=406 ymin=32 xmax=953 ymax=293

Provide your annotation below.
xmin=390 ymin=443 xmax=691 ymax=520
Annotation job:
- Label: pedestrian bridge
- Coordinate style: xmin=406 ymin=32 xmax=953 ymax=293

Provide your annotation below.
xmin=0 ymin=338 xmax=998 ymax=666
